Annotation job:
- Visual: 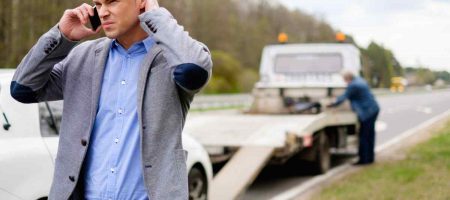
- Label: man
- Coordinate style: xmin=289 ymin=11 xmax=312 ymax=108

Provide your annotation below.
xmin=10 ymin=0 xmax=212 ymax=199
xmin=328 ymin=71 xmax=379 ymax=165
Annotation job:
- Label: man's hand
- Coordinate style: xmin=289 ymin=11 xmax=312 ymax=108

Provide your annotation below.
xmin=145 ymin=0 xmax=160 ymax=12
xmin=58 ymin=3 xmax=101 ymax=41
xmin=326 ymin=103 xmax=336 ymax=108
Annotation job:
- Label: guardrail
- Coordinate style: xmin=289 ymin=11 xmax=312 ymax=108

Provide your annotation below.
xmin=192 ymin=86 xmax=450 ymax=110
xmin=191 ymin=93 xmax=253 ymax=110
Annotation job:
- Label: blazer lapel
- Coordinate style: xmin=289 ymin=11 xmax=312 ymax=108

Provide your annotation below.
xmin=137 ymin=45 xmax=163 ymax=115
xmin=90 ymin=40 xmax=112 ymax=122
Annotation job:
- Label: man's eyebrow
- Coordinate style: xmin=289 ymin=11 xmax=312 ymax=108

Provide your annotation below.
xmin=93 ymin=0 xmax=104 ymax=4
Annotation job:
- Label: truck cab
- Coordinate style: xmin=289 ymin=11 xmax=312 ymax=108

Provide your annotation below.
xmin=251 ymin=43 xmax=361 ymax=114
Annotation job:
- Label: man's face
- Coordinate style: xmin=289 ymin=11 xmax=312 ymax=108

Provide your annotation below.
xmin=93 ymin=0 xmax=145 ymax=39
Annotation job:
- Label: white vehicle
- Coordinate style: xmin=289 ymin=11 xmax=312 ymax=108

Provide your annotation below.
xmin=185 ymin=43 xmax=361 ymax=199
xmin=0 ymin=70 xmax=213 ymax=200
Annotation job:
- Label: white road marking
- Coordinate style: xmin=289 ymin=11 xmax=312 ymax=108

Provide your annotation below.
xmin=416 ymin=106 xmax=433 ymax=114
xmin=270 ymin=108 xmax=450 ymax=200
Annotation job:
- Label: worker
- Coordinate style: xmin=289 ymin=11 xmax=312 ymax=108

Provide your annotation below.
xmin=328 ymin=71 xmax=380 ymax=165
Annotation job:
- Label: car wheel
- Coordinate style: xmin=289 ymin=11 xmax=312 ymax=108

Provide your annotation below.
xmin=188 ymin=166 xmax=207 ymax=200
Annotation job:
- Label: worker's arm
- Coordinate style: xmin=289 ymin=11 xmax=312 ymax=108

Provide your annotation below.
xmin=328 ymin=84 xmax=356 ymax=107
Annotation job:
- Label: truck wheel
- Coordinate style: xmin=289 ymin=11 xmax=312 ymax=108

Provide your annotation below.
xmin=188 ymin=167 xmax=208 ymax=200
xmin=312 ymin=133 xmax=330 ymax=174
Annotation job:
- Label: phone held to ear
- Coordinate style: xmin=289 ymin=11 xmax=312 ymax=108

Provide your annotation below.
xmin=89 ymin=6 xmax=101 ymax=30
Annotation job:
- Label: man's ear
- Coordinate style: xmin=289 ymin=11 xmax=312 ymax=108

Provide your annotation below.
xmin=139 ymin=0 xmax=147 ymax=10
xmin=138 ymin=0 xmax=146 ymax=13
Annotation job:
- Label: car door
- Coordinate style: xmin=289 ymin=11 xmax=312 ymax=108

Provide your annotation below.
xmin=0 ymin=75 xmax=55 ymax=200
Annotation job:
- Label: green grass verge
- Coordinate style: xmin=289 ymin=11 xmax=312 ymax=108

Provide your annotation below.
xmin=316 ymin=121 xmax=450 ymax=200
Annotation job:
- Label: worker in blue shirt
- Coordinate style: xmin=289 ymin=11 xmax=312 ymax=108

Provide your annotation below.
xmin=328 ymin=71 xmax=380 ymax=165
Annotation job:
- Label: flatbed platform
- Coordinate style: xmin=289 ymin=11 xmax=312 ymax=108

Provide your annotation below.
xmin=184 ymin=110 xmax=357 ymax=148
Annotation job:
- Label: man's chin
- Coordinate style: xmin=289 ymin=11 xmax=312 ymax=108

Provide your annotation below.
xmin=104 ymin=32 xmax=118 ymax=39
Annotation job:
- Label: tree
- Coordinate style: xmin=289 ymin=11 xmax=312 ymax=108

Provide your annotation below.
xmin=203 ymin=50 xmax=243 ymax=93
xmin=2 ymin=0 xmax=341 ymax=93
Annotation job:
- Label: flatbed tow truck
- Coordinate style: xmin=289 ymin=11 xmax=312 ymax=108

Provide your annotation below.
xmin=185 ymin=43 xmax=362 ymax=199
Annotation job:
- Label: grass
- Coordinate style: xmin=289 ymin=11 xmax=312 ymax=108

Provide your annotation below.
xmin=316 ymin=121 xmax=450 ymax=200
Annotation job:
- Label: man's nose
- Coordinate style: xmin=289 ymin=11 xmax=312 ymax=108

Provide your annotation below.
xmin=98 ymin=6 xmax=110 ymax=18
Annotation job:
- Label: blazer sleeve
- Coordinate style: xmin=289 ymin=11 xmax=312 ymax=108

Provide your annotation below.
xmin=10 ymin=25 xmax=78 ymax=103
xmin=138 ymin=8 xmax=213 ymax=96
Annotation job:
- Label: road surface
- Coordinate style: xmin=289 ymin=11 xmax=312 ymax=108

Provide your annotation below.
xmin=243 ymin=89 xmax=450 ymax=199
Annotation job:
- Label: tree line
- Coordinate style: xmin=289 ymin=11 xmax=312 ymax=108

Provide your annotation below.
xmin=0 ymin=0 xmax=442 ymax=93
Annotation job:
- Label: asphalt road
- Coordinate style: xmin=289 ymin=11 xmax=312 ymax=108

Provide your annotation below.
xmin=243 ymin=89 xmax=450 ymax=200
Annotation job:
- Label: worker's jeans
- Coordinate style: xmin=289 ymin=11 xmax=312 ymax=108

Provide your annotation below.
xmin=358 ymin=111 xmax=379 ymax=163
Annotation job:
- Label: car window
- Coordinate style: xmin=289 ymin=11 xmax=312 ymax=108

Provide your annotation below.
xmin=274 ymin=53 xmax=343 ymax=74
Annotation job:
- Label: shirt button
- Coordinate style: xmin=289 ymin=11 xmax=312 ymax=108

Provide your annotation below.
xmin=121 ymin=80 xmax=126 ymax=85
xmin=111 ymin=168 xmax=115 ymax=173
xmin=118 ymin=109 xmax=123 ymax=114
xmin=114 ymin=138 xmax=119 ymax=143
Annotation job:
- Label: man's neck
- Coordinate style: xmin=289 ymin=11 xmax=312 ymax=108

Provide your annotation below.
xmin=116 ymin=26 xmax=148 ymax=50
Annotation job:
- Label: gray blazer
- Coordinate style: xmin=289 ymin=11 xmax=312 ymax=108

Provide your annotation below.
xmin=11 ymin=8 xmax=212 ymax=200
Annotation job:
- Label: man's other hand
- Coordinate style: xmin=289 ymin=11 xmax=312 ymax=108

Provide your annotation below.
xmin=58 ymin=3 xmax=101 ymax=41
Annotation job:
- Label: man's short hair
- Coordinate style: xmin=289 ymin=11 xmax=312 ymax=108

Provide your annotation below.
xmin=341 ymin=70 xmax=355 ymax=80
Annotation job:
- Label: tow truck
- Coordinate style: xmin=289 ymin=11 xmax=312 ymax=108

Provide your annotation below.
xmin=185 ymin=43 xmax=362 ymax=199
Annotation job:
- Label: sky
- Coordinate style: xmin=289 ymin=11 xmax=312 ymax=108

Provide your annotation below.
xmin=277 ymin=0 xmax=450 ymax=71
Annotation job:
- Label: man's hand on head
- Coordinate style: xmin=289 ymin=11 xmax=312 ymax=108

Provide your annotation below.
xmin=145 ymin=0 xmax=160 ymax=12
xmin=58 ymin=3 xmax=101 ymax=41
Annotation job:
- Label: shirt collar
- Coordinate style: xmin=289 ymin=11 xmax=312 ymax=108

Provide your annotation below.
xmin=111 ymin=36 xmax=154 ymax=54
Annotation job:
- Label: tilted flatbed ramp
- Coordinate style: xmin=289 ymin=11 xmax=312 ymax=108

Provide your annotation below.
xmin=209 ymin=146 xmax=275 ymax=200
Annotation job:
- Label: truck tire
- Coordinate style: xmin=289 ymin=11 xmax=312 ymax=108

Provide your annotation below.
xmin=312 ymin=133 xmax=330 ymax=174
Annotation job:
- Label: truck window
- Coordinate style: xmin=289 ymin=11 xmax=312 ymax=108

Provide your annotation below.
xmin=274 ymin=53 xmax=343 ymax=74
xmin=39 ymin=101 xmax=63 ymax=137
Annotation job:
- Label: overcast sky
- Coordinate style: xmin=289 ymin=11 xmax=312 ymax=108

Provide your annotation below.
xmin=277 ymin=0 xmax=450 ymax=71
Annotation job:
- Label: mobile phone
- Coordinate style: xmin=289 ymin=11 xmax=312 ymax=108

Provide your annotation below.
xmin=89 ymin=6 xmax=101 ymax=30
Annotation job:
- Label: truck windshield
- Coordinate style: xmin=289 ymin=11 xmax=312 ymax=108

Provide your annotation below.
xmin=274 ymin=53 xmax=343 ymax=74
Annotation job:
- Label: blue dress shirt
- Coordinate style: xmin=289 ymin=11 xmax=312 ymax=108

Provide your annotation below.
xmin=83 ymin=37 xmax=154 ymax=200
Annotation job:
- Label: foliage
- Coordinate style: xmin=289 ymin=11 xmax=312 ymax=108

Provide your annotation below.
xmin=0 ymin=0 xmax=336 ymax=93
xmin=3 ymin=0 xmax=443 ymax=93
xmin=203 ymin=51 xmax=242 ymax=93
xmin=404 ymin=67 xmax=450 ymax=86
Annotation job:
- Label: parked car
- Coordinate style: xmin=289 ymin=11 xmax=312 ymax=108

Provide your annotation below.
xmin=0 ymin=70 xmax=212 ymax=200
